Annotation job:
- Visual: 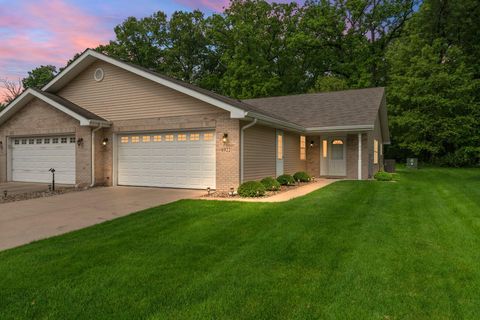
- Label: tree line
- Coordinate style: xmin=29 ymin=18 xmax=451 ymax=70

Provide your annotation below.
xmin=2 ymin=0 xmax=479 ymax=166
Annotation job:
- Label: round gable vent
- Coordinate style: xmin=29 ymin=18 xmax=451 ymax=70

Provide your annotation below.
xmin=94 ymin=68 xmax=104 ymax=82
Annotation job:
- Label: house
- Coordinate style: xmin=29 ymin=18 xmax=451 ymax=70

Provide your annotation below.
xmin=0 ymin=49 xmax=389 ymax=192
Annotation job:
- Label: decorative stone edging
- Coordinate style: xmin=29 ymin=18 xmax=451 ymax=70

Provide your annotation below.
xmin=0 ymin=188 xmax=83 ymax=204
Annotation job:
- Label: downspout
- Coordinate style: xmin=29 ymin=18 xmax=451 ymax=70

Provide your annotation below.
xmin=240 ymin=118 xmax=257 ymax=183
xmin=90 ymin=125 xmax=103 ymax=187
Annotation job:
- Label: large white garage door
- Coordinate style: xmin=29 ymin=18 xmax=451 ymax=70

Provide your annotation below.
xmin=118 ymin=131 xmax=216 ymax=189
xmin=11 ymin=136 xmax=76 ymax=184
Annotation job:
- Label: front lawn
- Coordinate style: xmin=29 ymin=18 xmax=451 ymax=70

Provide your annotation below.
xmin=1 ymin=167 xmax=480 ymax=319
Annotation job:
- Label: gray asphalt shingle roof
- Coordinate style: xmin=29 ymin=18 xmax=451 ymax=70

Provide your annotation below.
xmin=243 ymin=87 xmax=385 ymax=128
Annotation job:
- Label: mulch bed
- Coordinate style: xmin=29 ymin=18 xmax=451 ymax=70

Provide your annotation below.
xmin=202 ymin=181 xmax=315 ymax=199
xmin=0 ymin=187 xmax=83 ymax=204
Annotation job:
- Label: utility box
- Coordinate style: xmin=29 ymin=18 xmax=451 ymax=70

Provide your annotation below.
xmin=384 ymin=159 xmax=396 ymax=173
xmin=406 ymin=158 xmax=418 ymax=169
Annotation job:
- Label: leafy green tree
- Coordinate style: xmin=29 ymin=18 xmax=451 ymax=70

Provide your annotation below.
xmin=387 ymin=34 xmax=480 ymax=165
xmin=22 ymin=65 xmax=57 ymax=89
xmin=0 ymin=102 xmax=5 ymax=112
xmin=310 ymin=75 xmax=349 ymax=92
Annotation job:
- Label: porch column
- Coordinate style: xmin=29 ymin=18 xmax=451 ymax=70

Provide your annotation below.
xmin=358 ymin=133 xmax=362 ymax=180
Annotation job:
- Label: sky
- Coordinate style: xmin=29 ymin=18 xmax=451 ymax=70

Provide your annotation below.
xmin=0 ymin=0 xmax=238 ymax=102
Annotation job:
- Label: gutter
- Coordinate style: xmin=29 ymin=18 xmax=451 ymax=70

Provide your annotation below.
xmin=240 ymin=118 xmax=258 ymax=183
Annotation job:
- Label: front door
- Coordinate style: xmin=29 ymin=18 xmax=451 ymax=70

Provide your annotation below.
xmin=328 ymin=138 xmax=346 ymax=176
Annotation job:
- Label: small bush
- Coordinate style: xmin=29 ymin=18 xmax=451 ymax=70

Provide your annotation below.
xmin=261 ymin=177 xmax=281 ymax=191
xmin=374 ymin=171 xmax=393 ymax=181
xmin=277 ymin=174 xmax=295 ymax=186
xmin=237 ymin=181 xmax=266 ymax=197
xmin=293 ymin=171 xmax=311 ymax=182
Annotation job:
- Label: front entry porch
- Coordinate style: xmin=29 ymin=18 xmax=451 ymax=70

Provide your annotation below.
xmin=306 ymin=133 xmax=369 ymax=180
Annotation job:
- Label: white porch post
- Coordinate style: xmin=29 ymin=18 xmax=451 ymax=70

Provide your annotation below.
xmin=358 ymin=133 xmax=362 ymax=180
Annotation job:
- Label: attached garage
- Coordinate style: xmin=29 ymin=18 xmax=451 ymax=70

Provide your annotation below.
xmin=117 ymin=131 xmax=216 ymax=189
xmin=11 ymin=135 xmax=76 ymax=184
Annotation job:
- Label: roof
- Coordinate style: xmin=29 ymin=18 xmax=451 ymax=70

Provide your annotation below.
xmin=243 ymin=87 xmax=385 ymax=129
xmin=38 ymin=49 xmax=388 ymax=140
xmin=0 ymin=88 xmax=109 ymax=127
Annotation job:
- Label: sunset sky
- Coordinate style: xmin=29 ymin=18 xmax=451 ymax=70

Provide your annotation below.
xmin=0 ymin=0 xmax=245 ymax=101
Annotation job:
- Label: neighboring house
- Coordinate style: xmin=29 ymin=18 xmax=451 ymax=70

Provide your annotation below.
xmin=0 ymin=49 xmax=389 ymax=192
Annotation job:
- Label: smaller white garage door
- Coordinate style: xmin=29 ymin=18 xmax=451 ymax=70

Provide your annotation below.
xmin=11 ymin=136 xmax=76 ymax=184
xmin=118 ymin=131 xmax=216 ymax=189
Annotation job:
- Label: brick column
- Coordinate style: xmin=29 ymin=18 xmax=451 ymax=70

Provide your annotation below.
xmin=215 ymin=116 xmax=240 ymax=192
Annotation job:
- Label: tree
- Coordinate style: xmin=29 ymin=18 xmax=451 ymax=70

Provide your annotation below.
xmin=0 ymin=102 xmax=5 ymax=112
xmin=310 ymin=75 xmax=349 ymax=92
xmin=0 ymin=78 xmax=23 ymax=103
xmin=22 ymin=65 xmax=57 ymax=89
xmin=387 ymin=8 xmax=480 ymax=165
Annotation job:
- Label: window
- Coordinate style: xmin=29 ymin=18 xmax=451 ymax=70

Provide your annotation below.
xmin=277 ymin=134 xmax=283 ymax=160
xmin=374 ymin=139 xmax=379 ymax=164
xmin=332 ymin=140 xmax=343 ymax=145
xmin=29 ymin=139 xmax=34 ymax=144
xmin=121 ymin=137 xmax=129 ymax=144
xmin=165 ymin=134 xmax=174 ymax=142
xmin=142 ymin=136 xmax=151 ymax=143
xmin=190 ymin=133 xmax=200 ymax=141
xmin=300 ymin=136 xmax=306 ymax=160
xmin=44 ymin=138 xmax=50 ymax=144
xmin=322 ymin=140 xmax=328 ymax=158
xmin=52 ymin=138 xmax=59 ymax=144
xmin=153 ymin=135 xmax=162 ymax=142
xmin=70 ymin=137 xmax=76 ymax=143
xmin=14 ymin=139 xmax=19 ymax=145
xmin=21 ymin=139 xmax=27 ymax=145
xmin=203 ymin=132 xmax=213 ymax=141
xmin=61 ymin=137 xmax=67 ymax=144
xmin=36 ymin=138 xmax=42 ymax=144
xmin=131 ymin=136 xmax=140 ymax=143
xmin=380 ymin=143 xmax=383 ymax=156
xmin=178 ymin=133 xmax=187 ymax=141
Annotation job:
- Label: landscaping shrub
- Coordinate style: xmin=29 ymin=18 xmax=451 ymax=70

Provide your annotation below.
xmin=260 ymin=177 xmax=281 ymax=191
xmin=277 ymin=174 xmax=295 ymax=186
xmin=374 ymin=171 xmax=393 ymax=181
xmin=293 ymin=171 xmax=311 ymax=182
xmin=237 ymin=181 xmax=266 ymax=197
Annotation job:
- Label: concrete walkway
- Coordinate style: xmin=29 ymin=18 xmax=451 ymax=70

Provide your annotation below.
xmin=0 ymin=187 xmax=203 ymax=251
xmin=206 ymin=179 xmax=337 ymax=203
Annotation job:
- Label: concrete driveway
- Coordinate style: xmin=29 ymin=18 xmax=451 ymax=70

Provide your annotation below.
xmin=0 ymin=186 xmax=203 ymax=251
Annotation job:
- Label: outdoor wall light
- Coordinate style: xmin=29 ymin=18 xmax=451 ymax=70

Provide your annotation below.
xmin=222 ymin=133 xmax=229 ymax=144
xmin=310 ymin=140 xmax=315 ymax=147
xmin=77 ymin=138 xmax=84 ymax=147
xmin=102 ymin=138 xmax=109 ymax=146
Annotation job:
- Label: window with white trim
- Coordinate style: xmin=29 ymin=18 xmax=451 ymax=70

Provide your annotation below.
xmin=203 ymin=132 xmax=213 ymax=141
xmin=61 ymin=137 xmax=67 ymax=144
xmin=277 ymin=134 xmax=283 ymax=160
xmin=36 ymin=138 xmax=42 ymax=144
xmin=190 ymin=133 xmax=200 ymax=141
xmin=21 ymin=139 xmax=27 ymax=145
xmin=70 ymin=137 xmax=76 ymax=143
xmin=142 ymin=136 xmax=150 ymax=143
xmin=44 ymin=138 xmax=50 ymax=144
xmin=52 ymin=138 xmax=59 ymax=144
xmin=178 ymin=134 xmax=187 ymax=141
xmin=322 ymin=140 xmax=328 ymax=158
xmin=374 ymin=139 xmax=379 ymax=164
xmin=300 ymin=136 xmax=306 ymax=160
xmin=165 ymin=134 xmax=174 ymax=142
xmin=14 ymin=139 xmax=19 ymax=145
xmin=29 ymin=139 xmax=34 ymax=144
xmin=153 ymin=135 xmax=162 ymax=142
xmin=121 ymin=137 xmax=129 ymax=144
xmin=131 ymin=136 xmax=140 ymax=143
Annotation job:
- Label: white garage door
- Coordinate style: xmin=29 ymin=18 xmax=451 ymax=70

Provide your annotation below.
xmin=11 ymin=136 xmax=76 ymax=184
xmin=118 ymin=131 xmax=216 ymax=189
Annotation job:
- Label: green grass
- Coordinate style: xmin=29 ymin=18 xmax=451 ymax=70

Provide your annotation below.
xmin=1 ymin=167 xmax=480 ymax=319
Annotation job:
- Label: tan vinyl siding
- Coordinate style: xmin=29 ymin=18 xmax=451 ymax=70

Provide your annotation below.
xmin=57 ymin=61 xmax=224 ymax=121
xmin=284 ymin=132 xmax=306 ymax=175
xmin=243 ymin=125 xmax=276 ymax=181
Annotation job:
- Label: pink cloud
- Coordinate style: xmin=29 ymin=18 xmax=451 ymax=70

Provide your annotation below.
xmin=176 ymin=0 xmax=230 ymax=11
xmin=0 ymin=0 xmax=113 ymax=102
